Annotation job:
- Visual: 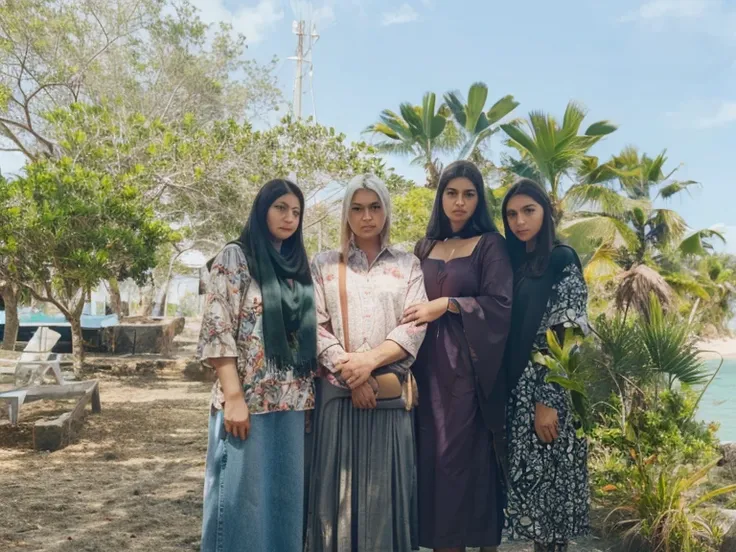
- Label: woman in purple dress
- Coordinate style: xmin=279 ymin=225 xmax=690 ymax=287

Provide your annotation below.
xmin=402 ymin=160 xmax=514 ymax=552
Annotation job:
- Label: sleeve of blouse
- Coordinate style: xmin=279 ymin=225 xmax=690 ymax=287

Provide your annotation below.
xmin=451 ymin=233 xmax=514 ymax=398
xmin=383 ymin=255 xmax=429 ymax=376
xmin=197 ymin=245 xmax=250 ymax=365
xmin=311 ymin=254 xmax=346 ymax=374
xmin=533 ymin=254 xmax=589 ymax=410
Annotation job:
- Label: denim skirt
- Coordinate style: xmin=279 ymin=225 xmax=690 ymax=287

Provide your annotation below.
xmin=201 ymin=409 xmax=306 ymax=552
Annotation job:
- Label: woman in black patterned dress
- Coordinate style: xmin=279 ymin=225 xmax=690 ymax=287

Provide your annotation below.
xmin=502 ymin=179 xmax=590 ymax=552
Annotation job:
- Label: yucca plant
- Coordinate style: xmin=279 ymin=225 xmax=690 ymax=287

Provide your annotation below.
xmin=638 ymin=294 xmax=710 ymax=392
xmin=584 ymin=312 xmax=649 ymax=429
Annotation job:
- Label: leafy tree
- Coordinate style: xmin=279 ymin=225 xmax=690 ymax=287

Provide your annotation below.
xmin=443 ymin=82 xmax=519 ymax=161
xmin=0 ymin=158 xmax=176 ymax=373
xmin=500 ymin=101 xmax=619 ymax=224
xmin=365 ymin=92 xmax=459 ymax=188
xmin=366 ymin=83 xmax=518 ymax=189
xmin=392 ymin=187 xmax=435 ymax=247
xmin=0 ymin=0 xmax=281 ymax=159
xmin=35 ymin=103 xmax=409 ymax=312
xmin=0 ymin=170 xmax=23 ymax=350
xmin=0 ymin=0 xmax=282 ymax=329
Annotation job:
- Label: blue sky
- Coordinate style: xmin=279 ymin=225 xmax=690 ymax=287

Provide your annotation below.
xmin=219 ymin=0 xmax=736 ymax=252
xmin=2 ymin=0 xmax=734 ymax=250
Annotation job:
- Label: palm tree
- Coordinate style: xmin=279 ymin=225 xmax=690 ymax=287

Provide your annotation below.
xmin=606 ymin=146 xmax=698 ymax=201
xmin=500 ymin=101 xmax=618 ymax=223
xmin=565 ymin=147 xmax=724 ymax=315
xmin=443 ymin=82 xmax=519 ymax=162
xmin=365 ymin=92 xmax=456 ymax=188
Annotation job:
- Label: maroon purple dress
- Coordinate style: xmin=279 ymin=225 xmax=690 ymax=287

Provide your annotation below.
xmin=413 ymin=232 xmax=513 ymax=549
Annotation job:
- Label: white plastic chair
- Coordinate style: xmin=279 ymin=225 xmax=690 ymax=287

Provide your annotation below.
xmin=0 ymin=327 xmax=64 ymax=386
xmin=0 ymin=327 xmax=65 ymax=425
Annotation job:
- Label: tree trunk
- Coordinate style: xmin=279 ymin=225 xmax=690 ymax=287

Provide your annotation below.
xmin=1 ymin=284 xmax=19 ymax=351
xmin=107 ymin=278 xmax=122 ymax=317
xmin=155 ymin=250 xmax=182 ymax=317
xmin=69 ymin=298 xmax=86 ymax=377
xmin=140 ymin=285 xmax=155 ymax=317
xmin=425 ymin=159 xmax=440 ymax=189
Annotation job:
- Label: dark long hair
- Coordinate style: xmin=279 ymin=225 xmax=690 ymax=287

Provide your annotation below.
xmin=238 ymin=179 xmax=312 ymax=286
xmin=425 ymin=160 xmax=497 ymax=241
xmin=501 ymin=178 xmax=556 ymax=277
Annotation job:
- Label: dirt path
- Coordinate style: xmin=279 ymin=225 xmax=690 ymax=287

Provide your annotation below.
xmin=0 ymin=320 xmax=615 ymax=552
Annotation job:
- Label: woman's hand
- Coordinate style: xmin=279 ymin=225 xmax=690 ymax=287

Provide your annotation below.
xmin=401 ymin=298 xmax=449 ymax=326
xmin=223 ymin=395 xmax=251 ymax=440
xmin=535 ymin=402 xmax=559 ymax=443
xmin=337 ymin=352 xmax=376 ymax=389
xmin=351 ymin=381 xmax=377 ymax=409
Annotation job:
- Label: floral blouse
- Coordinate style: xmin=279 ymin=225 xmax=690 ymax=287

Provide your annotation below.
xmin=311 ymin=242 xmax=428 ymax=388
xmin=197 ymin=244 xmax=314 ymax=414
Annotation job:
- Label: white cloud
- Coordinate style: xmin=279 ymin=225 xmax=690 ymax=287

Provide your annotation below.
xmin=290 ymin=1 xmax=337 ymax=28
xmin=620 ymin=0 xmax=711 ymax=22
xmin=696 ymin=101 xmax=736 ymax=128
xmin=420 ymin=0 xmax=434 ymax=8
xmin=381 ymin=4 xmax=419 ymax=26
xmin=666 ymin=100 xmax=736 ymax=129
xmin=620 ymin=0 xmax=736 ymax=39
xmin=189 ymin=0 xmax=284 ymax=44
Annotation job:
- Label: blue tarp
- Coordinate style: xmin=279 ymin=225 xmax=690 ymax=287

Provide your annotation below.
xmin=0 ymin=311 xmax=119 ymax=329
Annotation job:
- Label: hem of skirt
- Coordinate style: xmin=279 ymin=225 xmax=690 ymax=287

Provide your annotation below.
xmin=418 ymin=535 xmax=503 ymax=548
xmin=504 ymin=526 xmax=591 ymax=544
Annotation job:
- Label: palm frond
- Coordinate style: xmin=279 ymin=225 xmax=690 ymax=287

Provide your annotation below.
xmin=500 ymin=122 xmax=539 ymax=159
xmin=371 ymin=140 xmax=416 ymax=156
xmin=585 ymin=120 xmax=618 ymax=137
xmin=663 ymin=272 xmax=711 ymax=300
xmin=562 ymin=215 xmax=641 ymax=252
xmin=564 ymin=184 xmax=627 ymax=216
xmin=615 ymin=265 xmax=673 ymax=317
xmin=638 ymin=294 xmax=709 ymax=388
xmin=561 ymin=101 xmax=588 ymax=137
xmin=650 ymin=209 xmax=687 ymax=246
xmin=679 ymin=229 xmax=726 ymax=257
xmin=584 ymin=242 xmax=623 ymax=283
xmin=443 ymin=90 xmax=467 ymax=128
xmin=502 ymin=156 xmax=544 ymax=184
xmin=486 ymin=94 xmax=520 ymax=126
xmin=657 ymin=180 xmax=699 ymax=200
xmin=464 ymin=82 xmax=489 ymax=132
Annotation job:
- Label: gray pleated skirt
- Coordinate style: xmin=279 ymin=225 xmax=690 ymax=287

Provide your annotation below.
xmin=304 ymin=379 xmax=418 ymax=552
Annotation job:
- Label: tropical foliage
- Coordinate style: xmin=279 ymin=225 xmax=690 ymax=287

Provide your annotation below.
xmin=0 ymin=2 xmax=734 ymax=551
xmin=366 ymin=83 xmax=518 ymax=188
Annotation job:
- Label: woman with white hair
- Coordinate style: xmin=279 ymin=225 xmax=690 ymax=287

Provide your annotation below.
xmin=304 ymin=174 xmax=428 ymax=552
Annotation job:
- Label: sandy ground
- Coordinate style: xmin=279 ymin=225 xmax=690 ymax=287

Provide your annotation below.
xmin=0 ymin=320 xmax=615 ymax=552
xmin=699 ymin=336 xmax=736 ymax=360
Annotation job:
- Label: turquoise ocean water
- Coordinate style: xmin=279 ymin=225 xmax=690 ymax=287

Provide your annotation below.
xmin=696 ymin=358 xmax=736 ymax=443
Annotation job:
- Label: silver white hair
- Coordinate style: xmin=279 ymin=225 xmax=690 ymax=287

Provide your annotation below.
xmin=340 ymin=174 xmax=391 ymax=258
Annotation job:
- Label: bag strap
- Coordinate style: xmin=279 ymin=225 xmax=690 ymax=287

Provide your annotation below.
xmin=338 ymin=254 xmax=350 ymax=353
xmin=337 ymin=253 xmax=408 ymax=403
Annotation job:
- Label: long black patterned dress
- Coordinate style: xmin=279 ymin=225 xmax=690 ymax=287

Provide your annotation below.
xmin=505 ymin=246 xmax=590 ymax=547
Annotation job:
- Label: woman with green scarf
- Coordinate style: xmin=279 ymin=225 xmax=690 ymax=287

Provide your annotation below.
xmin=197 ymin=179 xmax=317 ymax=552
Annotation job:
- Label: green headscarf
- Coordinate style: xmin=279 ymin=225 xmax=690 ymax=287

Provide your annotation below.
xmin=237 ymin=179 xmax=317 ymax=377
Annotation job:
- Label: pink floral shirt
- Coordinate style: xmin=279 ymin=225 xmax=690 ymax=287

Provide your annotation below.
xmin=197 ymin=244 xmax=314 ymax=414
xmin=311 ymin=243 xmax=428 ymax=387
